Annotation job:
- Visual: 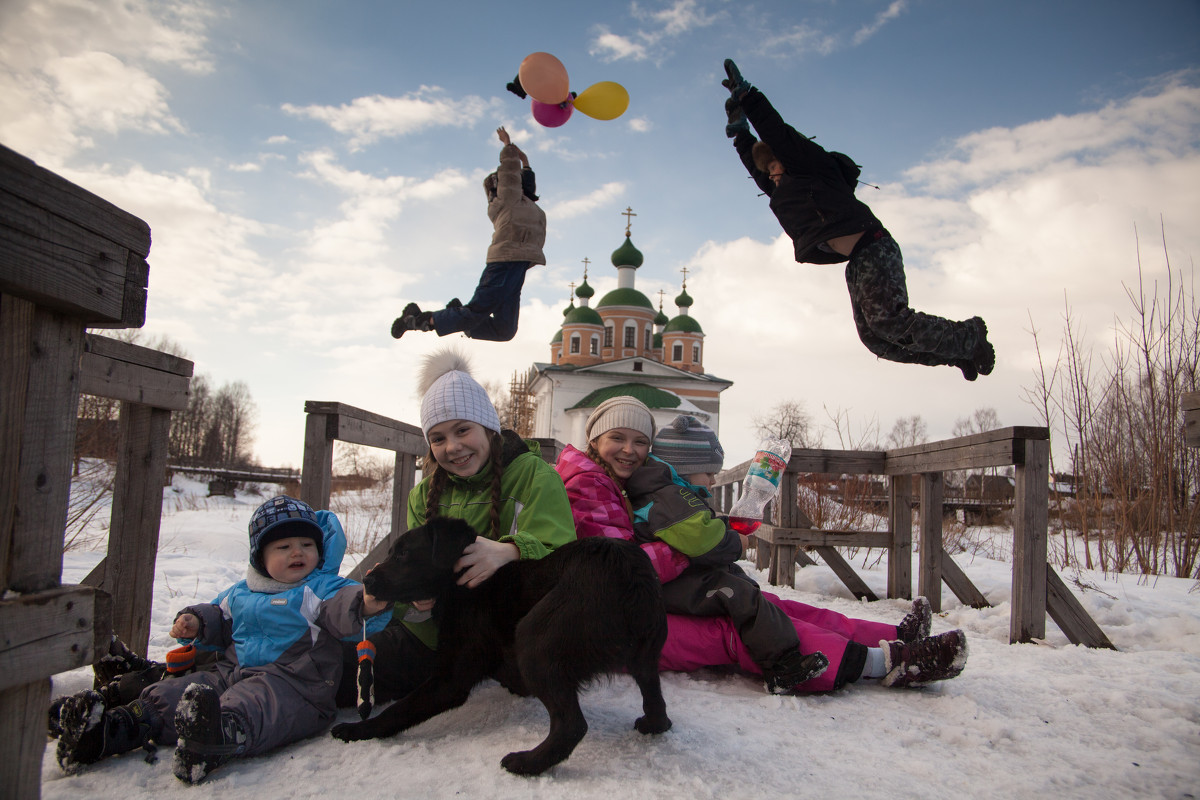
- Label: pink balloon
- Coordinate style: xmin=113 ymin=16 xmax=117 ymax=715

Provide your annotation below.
xmin=531 ymin=98 xmax=573 ymax=128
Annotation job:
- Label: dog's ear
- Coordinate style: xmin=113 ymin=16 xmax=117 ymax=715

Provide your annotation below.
xmin=427 ymin=517 xmax=480 ymax=570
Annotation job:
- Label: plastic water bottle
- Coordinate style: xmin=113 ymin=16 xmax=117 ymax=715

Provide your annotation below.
xmin=728 ymin=436 xmax=792 ymax=535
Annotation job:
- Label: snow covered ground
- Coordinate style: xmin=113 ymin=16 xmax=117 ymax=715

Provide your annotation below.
xmin=43 ymin=475 xmax=1200 ymax=799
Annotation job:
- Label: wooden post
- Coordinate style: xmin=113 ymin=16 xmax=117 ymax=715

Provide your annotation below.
xmin=1011 ymin=438 xmax=1049 ymax=643
xmin=887 ymin=474 xmax=912 ymax=600
xmin=301 ymin=411 xmax=334 ymax=511
xmin=918 ymin=472 xmax=944 ymax=612
xmin=105 ymin=403 xmax=172 ymax=654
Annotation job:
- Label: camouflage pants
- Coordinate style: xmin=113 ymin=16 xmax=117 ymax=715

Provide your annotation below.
xmin=845 ymin=230 xmax=978 ymax=366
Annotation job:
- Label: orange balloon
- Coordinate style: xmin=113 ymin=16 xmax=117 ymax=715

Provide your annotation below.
xmin=518 ymin=52 xmax=570 ymax=105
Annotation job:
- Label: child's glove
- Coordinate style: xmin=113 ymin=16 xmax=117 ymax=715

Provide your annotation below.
xmin=165 ymin=643 xmax=197 ymax=674
xmin=721 ymin=58 xmax=752 ymax=98
xmin=725 ymin=97 xmax=749 ymax=138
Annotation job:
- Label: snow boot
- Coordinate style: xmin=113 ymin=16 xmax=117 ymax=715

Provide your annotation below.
xmin=56 ymin=692 xmax=156 ymax=774
xmin=173 ymin=683 xmax=248 ymax=784
xmin=93 ymin=635 xmax=157 ymax=687
xmin=896 ymin=597 xmax=932 ymax=643
xmin=880 ymin=630 xmax=968 ymax=688
xmin=722 ymin=58 xmax=752 ymax=98
xmin=446 ymin=297 xmax=463 ymax=310
xmin=763 ymin=647 xmax=830 ymax=694
xmin=390 ymin=303 xmax=434 ymax=339
xmin=969 ymin=317 xmax=995 ymax=377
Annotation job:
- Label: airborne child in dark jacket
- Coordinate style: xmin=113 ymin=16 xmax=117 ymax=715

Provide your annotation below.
xmin=722 ymin=59 xmax=995 ymax=381
xmin=52 ymin=496 xmax=391 ymax=784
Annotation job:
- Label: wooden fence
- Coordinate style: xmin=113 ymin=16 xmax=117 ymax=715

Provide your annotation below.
xmin=710 ymin=426 xmax=1113 ymax=649
xmin=1 ymin=144 xmax=173 ymax=800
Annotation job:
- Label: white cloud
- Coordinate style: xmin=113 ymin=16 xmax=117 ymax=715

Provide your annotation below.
xmin=282 ymin=89 xmax=497 ymax=150
xmin=548 ymin=182 xmax=628 ymax=220
xmin=590 ymin=0 xmax=720 ymax=62
xmin=0 ymin=0 xmax=213 ymax=164
xmin=627 ymin=117 xmax=653 ymax=133
xmin=852 ymin=0 xmax=908 ymax=46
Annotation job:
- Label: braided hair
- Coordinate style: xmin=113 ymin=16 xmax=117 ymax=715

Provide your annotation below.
xmin=424 ymin=429 xmax=507 ymax=540
xmin=585 ymin=440 xmax=635 ymax=521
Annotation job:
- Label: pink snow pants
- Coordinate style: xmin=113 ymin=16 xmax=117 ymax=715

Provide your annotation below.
xmin=660 ymin=592 xmax=898 ymax=692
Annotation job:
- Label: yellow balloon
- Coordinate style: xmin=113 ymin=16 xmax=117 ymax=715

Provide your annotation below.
xmin=572 ymin=81 xmax=630 ymax=120
xmin=518 ymin=52 xmax=570 ymax=105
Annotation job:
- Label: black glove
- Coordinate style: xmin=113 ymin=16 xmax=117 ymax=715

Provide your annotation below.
xmin=505 ymin=74 xmax=527 ymax=99
xmin=725 ymin=97 xmax=749 ymax=138
xmin=722 ymin=58 xmax=752 ymax=98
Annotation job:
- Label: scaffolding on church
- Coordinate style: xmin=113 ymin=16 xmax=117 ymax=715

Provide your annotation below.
xmin=505 ymin=367 xmax=538 ymax=438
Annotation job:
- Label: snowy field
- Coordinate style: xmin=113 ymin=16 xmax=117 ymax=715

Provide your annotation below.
xmin=44 ymin=474 xmax=1200 ymax=800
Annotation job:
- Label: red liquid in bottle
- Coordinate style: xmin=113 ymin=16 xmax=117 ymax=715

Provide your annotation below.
xmin=730 ymin=517 xmax=761 ymax=535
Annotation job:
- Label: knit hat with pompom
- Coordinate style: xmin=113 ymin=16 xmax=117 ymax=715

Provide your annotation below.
xmin=418 ymin=347 xmax=502 ymax=437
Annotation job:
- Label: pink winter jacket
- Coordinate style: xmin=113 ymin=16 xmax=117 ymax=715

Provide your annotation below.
xmin=555 ymin=445 xmax=690 ymax=583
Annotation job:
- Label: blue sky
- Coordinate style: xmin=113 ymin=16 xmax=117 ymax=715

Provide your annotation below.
xmin=3 ymin=0 xmax=1198 ymax=468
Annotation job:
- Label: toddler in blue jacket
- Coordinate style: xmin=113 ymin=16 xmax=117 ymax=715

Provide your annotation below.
xmin=51 ymin=496 xmax=390 ymax=784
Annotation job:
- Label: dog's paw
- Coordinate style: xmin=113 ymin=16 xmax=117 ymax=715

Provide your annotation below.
xmin=330 ymin=721 xmax=376 ymax=742
xmin=634 ymin=713 xmax=672 ymax=735
xmin=500 ymin=749 xmax=553 ymax=776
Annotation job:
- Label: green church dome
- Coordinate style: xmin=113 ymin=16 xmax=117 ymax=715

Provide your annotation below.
xmin=575 ymin=280 xmax=595 ymax=299
xmin=597 ymin=287 xmax=654 ymax=309
xmin=674 ymin=288 xmax=694 ymax=308
xmin=564 ymin=306 xmax=603 ymax=326
xmin=611 ymin=234 xmax=644 ymax=268
xmin=663 ymin=315 xmax=704 ymax=334
xmin=570 ymin=383 xmax=682 ymax=411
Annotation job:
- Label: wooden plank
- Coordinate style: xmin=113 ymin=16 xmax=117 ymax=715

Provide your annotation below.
xmin=756 ymin=527 xmax=892 ymax=548
xmin=1011 ymin=438 xmax=1050 ymax=643
xmin=305 ymin=401 xmax=423 ymax=439
xmin=918 ymin=472 xmax=944 ymax=612
xmin=811 ymin=546 xmax=878 ymax=601
xmin=884 ymin=426 xmax=1049 ymax=474
xmin=10 ymin=308 xmax=84 ymax=592
xmin=80 ymin=348 xmax=192 ymax=411
xmin=888 ymin=474 xmax=913 ymax=600
xmin=0 ymin=585 xmax=106 ymax=691
xmin=1 ymin=294 xmax=34 ymax=591
xmin=1046 ymin=565 xmax=1117 ymax=649
xmin=300 ymin=411 xmax=335 ymax=511
xmin=333 ymin=412 xmax=427 ymax=455
xmin=0 ymin=190 xmax=140 ymax=324
xmin=84 ymin=333 xmax=192 ymax=376
xmin=939 ymin=549 xmax=991 ymax=608
xmin=787 ymin=448 xmax=887 ymax=475
xmin=105 ymin=404 xmax=171 ymax=654
xmin=0 ymin=144 xmax=151 ymax=254
xmin=0 ymin=679 xmax=51 ymax=800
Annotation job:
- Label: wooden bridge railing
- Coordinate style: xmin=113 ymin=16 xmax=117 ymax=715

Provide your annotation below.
xmin=1 ymin=144 xmax=159 ymax=800
xmin=711 ymin=426 xmax=1114 ymax=650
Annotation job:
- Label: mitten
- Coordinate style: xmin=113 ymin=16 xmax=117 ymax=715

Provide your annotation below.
xmin=725 ymin=97 xmax=749 ymax=138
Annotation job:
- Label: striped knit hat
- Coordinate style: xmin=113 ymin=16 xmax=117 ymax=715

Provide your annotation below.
xmin=585 ymin=396 xmax=655 ymax=443
xmin=418 ymin=348 xmax=502 ymax=437
xmin=652 ymin=415 xmax=724 ymax=475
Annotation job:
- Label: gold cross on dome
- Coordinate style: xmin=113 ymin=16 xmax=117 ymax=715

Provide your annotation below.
xmin=622 ymin=206 xmax=637 ymax=235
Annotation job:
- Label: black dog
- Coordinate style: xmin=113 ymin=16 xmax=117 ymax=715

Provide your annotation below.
xmin=330 ymin=517 xmax=672 ymax=775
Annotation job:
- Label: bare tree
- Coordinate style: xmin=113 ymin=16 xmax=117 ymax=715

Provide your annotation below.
xmin=752 ymin=400 xmax=817 ymax=448
xmin=886 ymin=414 xmax=928 ymax=449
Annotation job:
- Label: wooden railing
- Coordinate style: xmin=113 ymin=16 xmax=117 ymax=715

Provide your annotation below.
xmin=711 ymin=427 xmax=1114 ymax=649
xmin=1 ymin=144 xmax=157 ymax=799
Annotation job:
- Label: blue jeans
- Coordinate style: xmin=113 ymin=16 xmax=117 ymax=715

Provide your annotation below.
xmin=431 ymin=260 xmax=531 ymax=342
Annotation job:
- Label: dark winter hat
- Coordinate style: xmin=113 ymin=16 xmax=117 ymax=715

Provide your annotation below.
xmin=521 ymin=167 xmax=539 ymax=202
xmin=248 ymin=496 xmax=324 ymax=574
xmin=652 ymin=415 xmax=725 ymax=476
xmin=751 ymin=141 xmax=777 ymax=173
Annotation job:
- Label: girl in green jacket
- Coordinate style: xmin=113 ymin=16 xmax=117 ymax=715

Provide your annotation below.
xmin=343 ymin=347 xmax=575 ymax=704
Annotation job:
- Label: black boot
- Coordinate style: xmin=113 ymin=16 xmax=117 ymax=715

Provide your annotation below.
xmin=896 ymin=597 xmax=932 ymax=643
xmin=94 ymin=635 xmax=158 ymax=687
xmin=173 ymin=684 xmax=248 ymax=784
xmin=880 ymin=630 xmax=969 ymax=688
xmin=56 ymin=692 xmax=157 ymax=774
xmin=969 ymin=317 xmax=995 ymax=376
xmin=762 ymin=647 xmax=830 ymax=694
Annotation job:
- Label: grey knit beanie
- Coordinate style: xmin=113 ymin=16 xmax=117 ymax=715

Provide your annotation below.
xmin=586 ymin=396 xmax=655 ymax=443
xmin=418 ymin=348 xmax=502 ymax=437
xmin=652 ymin=415 xmax=724 ymax=475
